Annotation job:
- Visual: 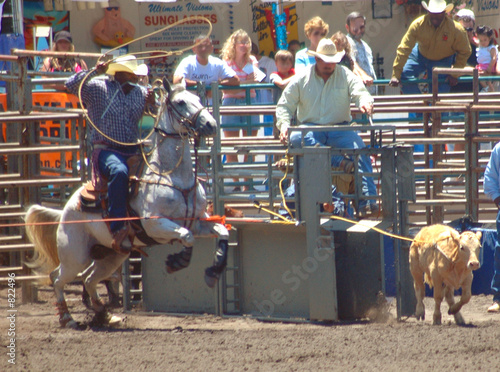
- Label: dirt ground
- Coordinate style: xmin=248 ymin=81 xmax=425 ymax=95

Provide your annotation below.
xmin=1 ymin=284 xmax=500 ymax=372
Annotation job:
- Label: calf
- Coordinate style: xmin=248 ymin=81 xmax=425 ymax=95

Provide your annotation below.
xmin=409 ymin=224 xmax=482 ymax=325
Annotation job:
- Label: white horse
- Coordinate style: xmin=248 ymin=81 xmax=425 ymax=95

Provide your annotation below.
xmin=26 ymin=79 xmax=229 ymax=328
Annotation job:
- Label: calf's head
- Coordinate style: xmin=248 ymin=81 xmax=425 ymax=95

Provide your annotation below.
xmin=458 ymin=231 xmax=482 ymax=270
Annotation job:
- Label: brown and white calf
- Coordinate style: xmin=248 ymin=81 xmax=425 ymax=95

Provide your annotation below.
xmin=409 ymin=224 xmax=482 ymax=325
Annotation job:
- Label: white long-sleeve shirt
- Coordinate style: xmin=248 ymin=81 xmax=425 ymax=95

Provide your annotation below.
xmin=276 ymin=64 xmax=373 ymax=133
xmin=484 ymin=142 xmax=500 ymax=202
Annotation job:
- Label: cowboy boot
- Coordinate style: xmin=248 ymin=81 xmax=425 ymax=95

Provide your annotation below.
xmin=111 ymin=223 xmax=132 ymax=254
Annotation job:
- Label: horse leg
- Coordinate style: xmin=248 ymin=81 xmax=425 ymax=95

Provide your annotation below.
xmin=166 ymin=246 xmax=193 ymax=273
xmin=53 ymin=266 xmax=82 ymax=328
xmin=83 ymin=253 xmax=129 ymax=326
xmin=105 ymin=280 xmax=121 ymax=308
xmin=199 ymin=222 xmax=230 ymax=288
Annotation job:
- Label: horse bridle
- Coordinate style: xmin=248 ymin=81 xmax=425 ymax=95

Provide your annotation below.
xmin=165 ymin=93 xmax=208 ymax=137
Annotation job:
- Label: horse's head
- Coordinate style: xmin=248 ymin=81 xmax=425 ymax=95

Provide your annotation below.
xmin=162 ymin=78 xmax=217 ymax=138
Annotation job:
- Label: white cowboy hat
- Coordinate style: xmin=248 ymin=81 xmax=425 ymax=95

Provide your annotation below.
xmin=106 ymin=56 xmax=148 ymax=76
xmin=421 ymin=0 xmax=454 ymax=14
xmin=307 ymin=38 xmax=345 ymax=64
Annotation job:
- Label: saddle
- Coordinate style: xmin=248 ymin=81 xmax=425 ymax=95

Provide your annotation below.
xmin=79 ymin=155 xmax=154 ymax=256
xmin=80 ymin=155 xmax=144 ymax=211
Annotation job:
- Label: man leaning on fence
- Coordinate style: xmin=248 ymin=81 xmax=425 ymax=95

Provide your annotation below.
xmin=389 ymin=0 xmax=471 ymax=94
xmin=276 ymin=38 xmax=378 ymax=217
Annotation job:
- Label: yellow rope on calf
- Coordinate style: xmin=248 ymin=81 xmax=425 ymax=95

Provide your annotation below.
xmin=329 ymin=215 xmax=415 ymax=242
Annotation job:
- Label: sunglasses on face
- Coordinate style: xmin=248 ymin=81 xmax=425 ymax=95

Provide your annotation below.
xmin=312 ymin=31 xmax=327 ymax=37
xmin=466 ymin=27 xmax=474 ymax=32
xmin=105 ymin=7 xmax=119 ymax=11
xmin=460 ymin=16 xmax=473 ymax=23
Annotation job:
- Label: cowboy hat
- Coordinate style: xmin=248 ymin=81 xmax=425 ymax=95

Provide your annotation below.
xmin=421 ymin=0 xmax=454 ymax=14
xmin=106 ymin=56 xmax=148 ymax=76
xmin=307 ymin=38 xmax=345 ymax=64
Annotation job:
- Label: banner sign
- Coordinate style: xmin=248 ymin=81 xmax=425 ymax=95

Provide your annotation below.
xmin=251 ymin=2 xmax=299 ymax=57
xmin=138 ymin=2 xmax=228 ymax=78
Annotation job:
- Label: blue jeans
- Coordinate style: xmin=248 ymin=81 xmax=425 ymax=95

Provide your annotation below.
xmin=493 ymin=210 xmax=500 ymax=302
xmin=98 ymin=148 xmax=137 ymax=233
xmin=401 ymin=45 xmax=454 ymax=95
xmin=289 ymin=124 xmax=377 ymax=208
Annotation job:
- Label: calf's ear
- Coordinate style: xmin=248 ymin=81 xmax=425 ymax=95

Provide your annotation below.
xmin=475 ymin=231 xmax=482 ymax=240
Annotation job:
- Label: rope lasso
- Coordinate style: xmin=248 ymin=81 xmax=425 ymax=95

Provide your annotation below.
xmin=76 ymin=16 xmax=214 ymax=148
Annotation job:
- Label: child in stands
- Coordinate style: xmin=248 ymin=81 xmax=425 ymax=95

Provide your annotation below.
xmin=269 ymin=50 xmax=295 ymax=90
xmin=476 ymin=25 xmax=498 ymax=92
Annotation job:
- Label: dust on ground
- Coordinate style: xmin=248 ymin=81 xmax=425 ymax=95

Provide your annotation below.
xmin=1 ymin=284 xmax=499 ymax=371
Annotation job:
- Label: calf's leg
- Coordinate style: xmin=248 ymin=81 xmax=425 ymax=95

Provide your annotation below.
xmin=409 ymin=248 xmax=425 ymax=320
xmin=444 ymin=285 xmax=465 ymax=325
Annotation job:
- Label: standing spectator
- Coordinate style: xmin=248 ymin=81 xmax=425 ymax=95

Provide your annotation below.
xmin=287 ymin=39 xmax=301 ymax=64
xmin=345 ymin=12 xmax=377 ymax=94
xmin=295 ymin=16 xmax=329 ymax=74
xmin=251 ymin=42 xmax=277 ymax=135
xmin=173 ymin=35 xmax=239 ymax=105
xmin=65 ymin=56 xmax=154 ymax=253
xmin=482 ymin=142 xmax=500 ymax=313
xmin=270 ymin=50 xmax=295 ymax=90
xmin=389 ymin=0 xmax=471 ymax=94
xmin=276 ymin=38 xmax=378 ymax=217
xmin=40 ymin=31 xmax=88 ymax=90
xmin=450 ymin=8 xmax=478 ymax=93
xmin=220 ymin=29 xmax=263 ymax=191
xmin=475 ymin=25 xmax=498 ymax=92
xmin=331 ymin=31 xmax=374 ymax=88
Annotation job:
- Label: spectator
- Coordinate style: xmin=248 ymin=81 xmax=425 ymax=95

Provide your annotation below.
xmin=270 ymin=50 xmax=295 ymax=90
xmin=220 ymin=29 xmax=263 ymax=191
xmin=450 ymin=8 xmax=478 ymax=93
xmin=65 ymin=56 xmax=155 ymax=253
xmin=475 ymin=25 xmax=498 ymax=92
xmin=276 ymin=38 xmax=378 ymax=217
xmin=295 ymin=16 xmax=329 ymax=74
xmin=251 ymin=42 xmax=277 ymax=134
xmin=389 ymin=0 xmax=471 ymax=94
xmin=40 ymin=31 xmax=88 ymax=91
xmin=287 ymin=39 xmax=301 ymax=63
xmin=345 ymin=12 xmax=377 ymax=94
xmin=173 ymin=35 xmax=239 ymax=105
xmin=331 ymin=31 xmax=373 ymax=87
xmin=482 ymin=142 xmax=500 ymax=313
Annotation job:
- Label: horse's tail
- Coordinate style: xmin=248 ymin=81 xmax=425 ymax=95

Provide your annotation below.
xmin=25 ymin=205 xmax=62 ymax=279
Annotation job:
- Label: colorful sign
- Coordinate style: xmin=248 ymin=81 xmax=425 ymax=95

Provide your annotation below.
xmin=251 ymin=2 xmax=298 ymax=58
xmin=138 ymin=2 xmax=227 ymax=78
xmin=23 ymin=1 xmax=69 ymax=51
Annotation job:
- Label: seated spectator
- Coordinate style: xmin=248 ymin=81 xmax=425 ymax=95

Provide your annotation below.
xmin=173 ymin=35 xmax=239 ymax=105
xmin=270 ymin=50 xmax=295 ymax=90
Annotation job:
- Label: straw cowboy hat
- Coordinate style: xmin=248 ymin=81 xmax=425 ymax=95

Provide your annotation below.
xmin=421 ymin=0 xmax=454 ymax=14
xmin=307 ymin=38 xmax=345 ymax=64
xmin=106 ymin=56 xmax=148 ymax=76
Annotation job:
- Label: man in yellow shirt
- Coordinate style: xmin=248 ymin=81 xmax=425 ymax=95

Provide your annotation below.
xmin=389 ymin=0 xmax=471 ymax=94
xmin=276 ymin=38 xmax=377 ymax=217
